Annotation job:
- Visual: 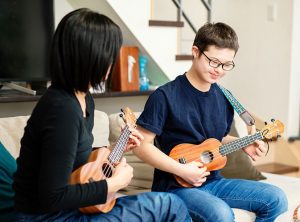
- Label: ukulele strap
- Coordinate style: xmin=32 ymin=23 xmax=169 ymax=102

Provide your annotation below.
xmin=217 ymin=84 xmax=255 ymax=126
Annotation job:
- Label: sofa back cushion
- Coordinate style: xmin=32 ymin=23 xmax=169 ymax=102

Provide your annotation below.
xmin=93 ymin=110 xmax=110 ymax=148
xmin=0 ymin=110 xmax=109 ymax=159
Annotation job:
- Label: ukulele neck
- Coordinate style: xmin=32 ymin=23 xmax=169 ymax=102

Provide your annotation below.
xmin=220 ymin=132 xmax=263 ymax=156
xmin=108 ymin=125 xmax=131 ymax=163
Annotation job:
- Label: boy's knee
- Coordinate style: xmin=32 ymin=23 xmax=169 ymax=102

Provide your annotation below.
xmin=274 ymin=187 xmax=288 ymax=212
xmin=215 ymin=205 xmax=235 ymax=222
xmin=267 ymin=186 xmax=288 ymax=214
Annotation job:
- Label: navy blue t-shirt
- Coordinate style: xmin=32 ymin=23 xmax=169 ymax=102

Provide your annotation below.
xmin=137 ymin=74 xmax=234 ymax=192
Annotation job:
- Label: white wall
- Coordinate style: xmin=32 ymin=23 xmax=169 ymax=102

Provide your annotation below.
xmin=211 ymin=0 xmax=299 ymax=137
xmin=288 ymin=0 xmax=300 ymax=136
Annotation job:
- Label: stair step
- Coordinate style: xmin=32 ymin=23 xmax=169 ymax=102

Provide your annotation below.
xmin=256 ymin=163 xmax=299 ymax=175
xmin=175 ymin=54 xmax=193 ymax=60
xmin=149 ymin=20 xmax=184 ymax=27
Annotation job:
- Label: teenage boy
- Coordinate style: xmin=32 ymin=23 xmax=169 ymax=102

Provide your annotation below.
xmin=134 ymin=22 xmax=288 ymax=222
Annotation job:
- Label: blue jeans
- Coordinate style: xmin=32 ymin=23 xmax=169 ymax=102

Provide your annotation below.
xmin=170 ymin=178 xmax=288 ymax=222
xmin=14 ymin=192 xmax=191 ymax=222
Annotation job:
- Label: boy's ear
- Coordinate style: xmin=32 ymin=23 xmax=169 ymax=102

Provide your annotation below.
xmin=192 ymin=46 xmax=199 ymax=59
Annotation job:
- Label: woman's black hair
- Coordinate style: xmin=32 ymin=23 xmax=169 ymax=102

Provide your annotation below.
xmin=50 ymin=8 xmax=123 ymax=92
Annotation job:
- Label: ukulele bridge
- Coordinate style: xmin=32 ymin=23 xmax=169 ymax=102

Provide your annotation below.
xmin=178 ymin=157 xmax=186 ymax=164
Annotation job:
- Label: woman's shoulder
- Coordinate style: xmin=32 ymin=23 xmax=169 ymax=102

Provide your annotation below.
xmin=35 ymin=86 xmax=80 ymax=116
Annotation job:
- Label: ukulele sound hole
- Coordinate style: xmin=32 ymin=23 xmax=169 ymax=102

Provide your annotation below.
xmin=102 ymin=163 xmax=113 ymax=178
xmin=200 ymin=151 xmax=213 ymax=164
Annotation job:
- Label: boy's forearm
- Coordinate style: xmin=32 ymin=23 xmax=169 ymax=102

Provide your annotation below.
xmin=133 ymin=142 xmax=180 ymax=175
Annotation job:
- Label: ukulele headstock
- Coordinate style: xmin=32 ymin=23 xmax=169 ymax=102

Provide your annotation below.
xmin=261 ymin=119 xmax=284 ymax=140
xmin=120 ymin=107 xmax=137 ymax=128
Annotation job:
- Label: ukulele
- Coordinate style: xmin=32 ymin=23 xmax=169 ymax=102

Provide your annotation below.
xmin=169 ymin=120 xmax=284 ymax=188
xmin=69 ymin=107 xmax=136 ymax=214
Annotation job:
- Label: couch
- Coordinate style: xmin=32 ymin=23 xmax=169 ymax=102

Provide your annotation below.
xmin=0 ymin=110 xmax=299 ymax=221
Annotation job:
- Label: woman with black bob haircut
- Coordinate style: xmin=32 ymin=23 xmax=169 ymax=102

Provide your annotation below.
xmin=13 ymin=8 xmax=191 ymax=222
xmin=50 ymin=8 xmax=121 ymax=92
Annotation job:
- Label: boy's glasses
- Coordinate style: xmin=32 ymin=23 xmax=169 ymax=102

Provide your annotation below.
xmin=201 ymin=51 xmax=235 ymax=71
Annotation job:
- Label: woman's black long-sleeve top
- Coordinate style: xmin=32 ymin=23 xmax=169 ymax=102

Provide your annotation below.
xmin=13 ymin=86 xmax=108 ymax=213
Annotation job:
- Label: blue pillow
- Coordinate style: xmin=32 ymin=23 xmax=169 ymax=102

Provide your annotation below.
xmin=0 ymin=142 xmax=17 ymax=222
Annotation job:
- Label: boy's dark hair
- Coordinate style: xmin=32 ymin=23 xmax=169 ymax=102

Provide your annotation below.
xmin=50 ymin=8 xmax=123 ymax=92
xmin=193 ymin=22 xmax=239 ymax=53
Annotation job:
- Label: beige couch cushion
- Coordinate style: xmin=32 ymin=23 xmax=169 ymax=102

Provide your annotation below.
xmin=93 ymin=110 xmax=110 ymax=148
xmin=0 ymin=110 xmax=109 ymax=159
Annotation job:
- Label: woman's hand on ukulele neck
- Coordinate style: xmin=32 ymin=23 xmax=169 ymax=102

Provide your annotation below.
xmin=106 ymin=158 xmax=133 ymax=193
xmin=176 ymin=161 xmax=210 ymax=187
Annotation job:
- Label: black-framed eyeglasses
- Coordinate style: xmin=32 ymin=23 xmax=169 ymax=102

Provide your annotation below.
xmin=201 ymin=51 xmax=235 ymax=71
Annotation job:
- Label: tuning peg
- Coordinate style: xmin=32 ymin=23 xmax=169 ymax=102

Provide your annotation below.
xmin=271 ymin=119 xmax=275 ymax=122
xmin=119 ymin=113 xmax=126 ymax=123
xmin=120 ymin=108 xmax=124 ymax=113
xmin=264 ymin=122 xmax=268 ymax=125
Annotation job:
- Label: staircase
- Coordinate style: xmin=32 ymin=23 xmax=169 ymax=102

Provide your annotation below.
xmin=106 ymin=0 xmax=194 ymax=84
xmin=68 ymin=0 xmax=210 ymax=86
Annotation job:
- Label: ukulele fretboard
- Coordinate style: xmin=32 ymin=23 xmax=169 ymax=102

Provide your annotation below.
xmin=220 ymin=132 xmax=263 ymax=156
xmin=108 ymin=125 xmax=131 ymax=163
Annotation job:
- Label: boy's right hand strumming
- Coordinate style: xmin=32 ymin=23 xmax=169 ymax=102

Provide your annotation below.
xmin=177 ymin=161 xmax=210 ymax=187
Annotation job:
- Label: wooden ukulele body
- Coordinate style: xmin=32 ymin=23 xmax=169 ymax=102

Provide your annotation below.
xmin=169 ymin=138 xmax=227 ymax=187
xmin=70 ymin=148 xmax=116 ymax=214
xmin=169 ymin=119 xmax=284 ymax=188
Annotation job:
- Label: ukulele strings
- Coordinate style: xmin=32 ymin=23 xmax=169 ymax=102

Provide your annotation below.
xmin=174 ymin=133 xmax=259 ymax=158
xmin=102 ymin=136 xmax=129 ymax=179
xmin=111 ymin=127 xmax=131 ymax=162
xmin=174 ymin=132 xmax=263 ymax=162
xmin=102 ymin=130 xmax=130 ymax=178
xmin=102 ymin=126 xmax=131 ymax=178
xmin=185 ymin=128 xmax=270 ymax=163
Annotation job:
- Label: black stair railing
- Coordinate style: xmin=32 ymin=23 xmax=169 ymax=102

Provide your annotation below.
xmin=172 ymin=0 xmax=211 ymax=34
